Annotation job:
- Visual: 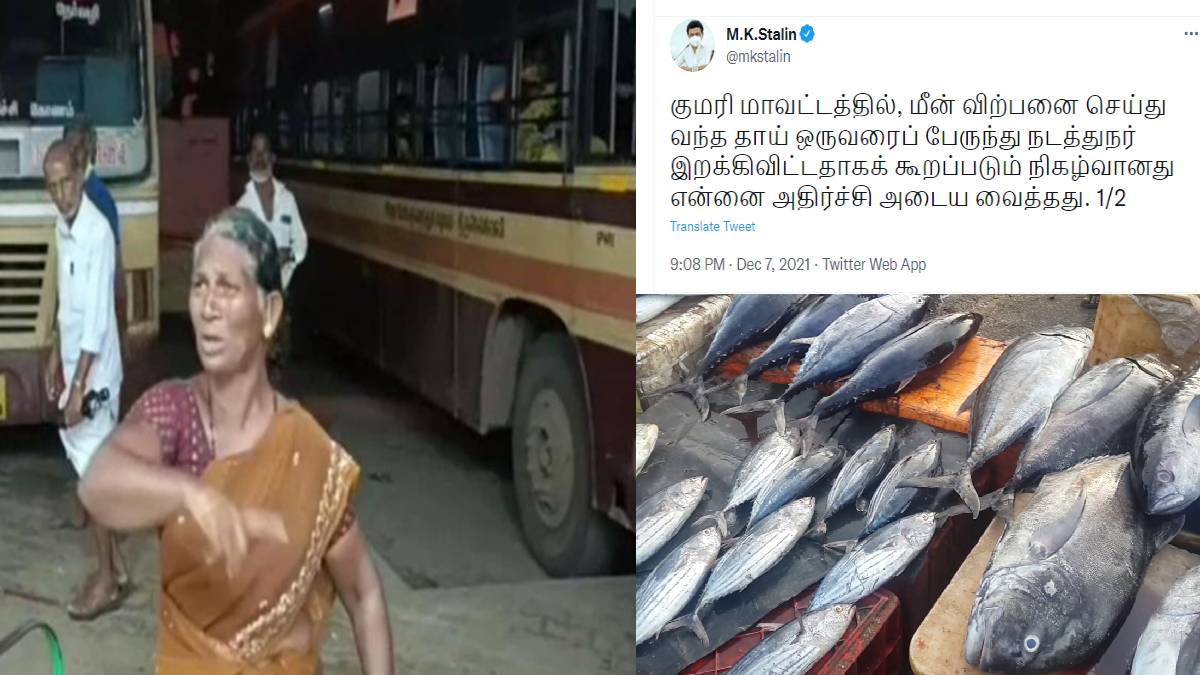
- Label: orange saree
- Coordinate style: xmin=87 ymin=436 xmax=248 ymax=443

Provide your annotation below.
xmin=155 ymin=405 xmax=360 ymax=674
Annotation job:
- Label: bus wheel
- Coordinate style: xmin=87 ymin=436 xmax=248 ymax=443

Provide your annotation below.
xmin=512 ymin=333 xmax=613 ymax=577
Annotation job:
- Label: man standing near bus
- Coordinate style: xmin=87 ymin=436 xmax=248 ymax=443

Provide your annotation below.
xmin=42 ymin=140 xmax=127 ymax=620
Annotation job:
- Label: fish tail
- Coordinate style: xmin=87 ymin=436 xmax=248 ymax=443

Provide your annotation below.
xmin=806 ymin=519 xmax=828 ymax=540
xmin=955 ymin=470 xmax=981 ymax=519
xmin=733 ymin=373 xmax=749 ymax=404
xmin=689 ymin=610 xmax=711 ymax=647
xmin=722 ymin=399 xmax=777 ymax=417
xmin=797 ymin=414 xmax=819 ymax=455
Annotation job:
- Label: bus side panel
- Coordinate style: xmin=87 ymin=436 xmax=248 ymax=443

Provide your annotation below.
xmin=453 ymin=292 xmax=492 ymax=429
xmin=578 ymin=338 xmax=634 ymax=529
xmin=298 ymin=241 xmax=380 ymax=362
xmin=378 ymin=266 xmax=455 ymax=413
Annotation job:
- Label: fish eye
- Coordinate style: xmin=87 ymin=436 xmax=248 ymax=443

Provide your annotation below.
xmin=1024 ymin=635 xmax=1040 ymax=653
xmin=1158 ymin=470 xmax=1175 ymax=484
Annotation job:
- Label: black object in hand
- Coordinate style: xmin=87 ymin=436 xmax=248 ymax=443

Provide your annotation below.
xmin=81 ymin=388 xmax=110 ymax=420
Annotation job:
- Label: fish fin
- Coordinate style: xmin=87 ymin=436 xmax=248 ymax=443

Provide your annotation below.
xmin=974 ymin=488 xmax=1007 ymax=515
xmin=1177 ymin=613 xmax=1200 ymax=675
xmin=897 ymin=475 xmax=956 ymax=490
xmin=822 ymin=539 xmax=855 ymax=554
xmin=790 ymin=337 xmax=815 ymax=346
xmin=734 ymin=374 xmax=749 ymax=405
xmin=756 ymin=622 xmax=785 ymax=632
xmin=1029 ymin=485 xmax=1086 ymax=559
xmin=774 ymin=403 xmax=789 ymax=438
xmin=661 ymin=612 xmax=710 ymax=647
xmin=805 ymin=520 xmax=828 ymax=540
xmin=856 ymin=497 xmax=869 ymax=513
xmin=895 ymin=374 xmax=917 ymax=393
xmin=1154 ymin=513 xmax=1186 ymax=551
xmin=934 ymin=502 xmax=973 ymax=527
xmin=799 ymin=414 xmax=820 ymax=454
xmin=719 ymin=535 xmax=741 ymax=551
xmin=1186 ymin=395 xmax=1200 ymax=436
xmin=722 ymin=399 xmax=776 ymax=417
xmin=955 ymin=471 xmax=982 ymax=519
xmin=957 ymin=387 xmax=979 ymax=415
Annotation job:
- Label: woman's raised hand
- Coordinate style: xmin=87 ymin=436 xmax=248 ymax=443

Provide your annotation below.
xmin=184 ymin=484 xmax=290 ymax=578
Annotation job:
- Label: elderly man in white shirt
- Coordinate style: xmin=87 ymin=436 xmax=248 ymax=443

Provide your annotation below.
xmin=676 ymin=20 xmax=713 ymax=72
xmin=235 ymin=132 xmax=307 ymax=289
xmin=42 ymin=139 xmax=127 ymax=620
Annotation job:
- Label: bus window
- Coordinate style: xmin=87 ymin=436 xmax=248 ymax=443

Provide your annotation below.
xmin=312 ymin=80 xmax=330 ymax=156
xmin=290 ymin=85 xmax=309 ymax=155
xmin=587 ymin=0 xmax=635 ymax=160
xmin=390 ymin=71 xmax=416 ymax=162
xmin=331 ymin=78 xmax=355 ymax=157
xmin=516 ymin=31 xmax=569 ymax=164
xmin=356 ymin=70 xmax=387 ymax=161
xmin=465 ymin=46 xmax=511 ymax=164
xmin=423 ymin=58 xmax=458 ymax=162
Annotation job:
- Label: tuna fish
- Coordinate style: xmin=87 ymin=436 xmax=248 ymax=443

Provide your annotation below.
xmin=808 ymin=312 xmax=982 ymax=422
xmin=905 ymin=327 xmax=1093 ymax=516
xmin=964 ymin=455 xmax=1182 ymax=672
xmin=747 ymin=445 xmax=843 ymax=528
xmin=1010 ymin=356 xmax=1174 ymax=493
xmin=824 ymin=425 xmax=898 ymax=520
xmin=862 ymin=438 xmax=941 ymax=536
xmin=1134 ymin=364 xmax=1200 ymax=515
xmin=635 ymin=423 xmax=659 ymax=476
xmin=637 ymin=294 xmax=685 ymax=325
xmin=703 ymin=426 xmax=802 ymax=536
xmin=1131 ymin=562 xmax=1200 ymax=675
xmin=657 ymin=294 xmax=809 ymax=419
xmin=724 ymin=294 xmax=932 ymax=434
xmin=727 ymin=295 xmax=875 ymax=403
xmin=725 ymin=604 xmax=855 ymax=675
xmin=635 ymin=526 xmax=722 ymax=645
xmin=636 ymin=476 xmax=709 ymax=567
xmin=683 ymin=498 xmax=818 ymax=646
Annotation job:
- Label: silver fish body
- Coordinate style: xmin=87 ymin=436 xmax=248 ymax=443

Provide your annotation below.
xmin=824 ymin=425 xmax=898 ymax=518
xmin=636 ymin=476 xmax=709 ymax=567
xmin=810 ymin=511 xmax=938 ymax=612
xmin=965 ymin=455 xmax=1182 ymax=672
xmin=635 ymin=526 xmax=722 ymax=645
xmin=862 ymin=438 xmax=941 ymax=536
xmin=1131 ymin=562 xmax=1200 ymax=675
xmin=726 ymin=604 xmax=855 ymax=675
xmin=635 ymin=423 xmax=659 ymax=476
xmin=723 ymin=427 xmax=803 ymax=513
xmin=748 ymin=445 xmax=843 ymax=528
xmin=696 ymin=498 xmax=817 ymax=613
xmin=1012 ymin=356 xmax=1173 ymax=492
xmin=1134 ymin=363 xmax=1200 ymax=515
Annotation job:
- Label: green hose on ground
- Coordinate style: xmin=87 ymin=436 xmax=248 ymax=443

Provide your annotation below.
xmin=0 ymin=620 xmax=64 ymax=675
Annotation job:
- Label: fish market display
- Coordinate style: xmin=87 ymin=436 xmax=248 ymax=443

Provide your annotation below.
xmin=635 ymin=423 xmax=659 ymax=476
xmin=747 ymin=445 xmax=843 ymax=528
xmin=914 ymin=327 xmax=1092 ymax=515
xmin=636 ymin=476 xmax=709 ymax=567
xmin=1010 ymin=356 xmax=1174 ymax=492
xmin=862 ymin=438 xmax=941 ymax=536
xmin=688 ymin=498 xmax=818 ymax=645
xmin=726 ymin=604 xmax=855 ymax=675
xmin=824 ymin=425 xmax=899 ymax=519
xmin=1131 ymin=562 xmax=1200 ymax=675
xmin=965 ymin=455 xmax=1182 ymax=672
xmin=635 ymin=526 xmax=722 ymax=645
xmin=637 ymin=295 xmax=685 ymax=325
xmin=1134 ymin=363 xmax=1200 ymax=515
xmin=807 ymin=312 xmax=982 ymax=422
xmin=724 ymin=294 xmax=932 ymax=433
xmin=707 ymin=426 xmax=802 ymax=535
xmin=730 ymin=294 xmax=875 ymax=402
xmin=809 ymin=511 xmax=940 ymax=612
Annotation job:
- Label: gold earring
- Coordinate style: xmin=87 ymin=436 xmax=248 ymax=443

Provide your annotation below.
xmin=264 ymin=325 xmax=273 ymax=339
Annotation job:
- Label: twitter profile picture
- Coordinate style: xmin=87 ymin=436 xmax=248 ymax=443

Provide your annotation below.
xmin=672 ymin=19 xmax=715 ymax=72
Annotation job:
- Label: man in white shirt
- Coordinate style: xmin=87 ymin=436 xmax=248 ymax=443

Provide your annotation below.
xmin=42 ymin=140 xmax=127 ymax=620
xmin=235 ymin=132 xmax=307 ymax=290
xmin=676 ymin=20 xmax=713 ymax=72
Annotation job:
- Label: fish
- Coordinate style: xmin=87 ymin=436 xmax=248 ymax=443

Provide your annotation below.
xmin=1134 ymin=363 xmax=1200 ymax=515
xmin=808 ymin=312 xmax=982 ymax=422
xmin=725 ymin=604 xmax=855 ymax=675
xmin=703 ymin=426 xmax=803 ymax=536
xmin=656 ymin=294 xmax=810 ymax=419
xmin=635 ymin=526 xmax=722 ymax=645
xmin=809 ymin=510 xmax=947 ymax=612
xmin=727 ymin=295 xmax=876 ymax=403
xmin=824 ymin=425 xmax=899 ymax=520
xmin=964 ymin=455 xmax=1182 ymax=672
xmin=905 ymin=327 xmax=1093 ymax=516
xmin=635 ymin=423 xmax=659 ymax=476
xmin=637 ymin=295 xmax=686 ymax=325
xmin=1010 ymin=355 xmax=1174 ymax=493
xmin=724 ymin=294 xmax=933 ymax=434
xmin=635 ymin=476 xmax=709 ymax=568
xmin=1131 ymin=562 xmax=1200 ymax=675
xmin=747 ymin=445 xmax=843 ymax=528
xmin=862 ymin=438 xmax=941 ymax=536
xmin=682 ymin=498 xmax=818 ymax=646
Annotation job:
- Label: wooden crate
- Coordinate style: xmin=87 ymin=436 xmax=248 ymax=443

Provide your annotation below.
xmin=1089 ymin=294 xmax=1200 ymax=370
xmin=718 ymin=336 xmax=1006 ymax=435
xmin=636 ymin=295 xmax=732 ymax=399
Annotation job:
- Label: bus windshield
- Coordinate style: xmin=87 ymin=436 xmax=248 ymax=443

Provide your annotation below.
xmin=0 ymin=0 xmax=143 ymax=127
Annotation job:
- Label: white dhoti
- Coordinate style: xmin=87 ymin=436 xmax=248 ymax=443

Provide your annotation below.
xmin=57 ymin=387 xmax=119 ymax=477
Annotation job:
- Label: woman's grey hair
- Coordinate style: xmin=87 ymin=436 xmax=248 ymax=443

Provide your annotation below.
xmin=193 ymin=207 xmax=283 ymax=296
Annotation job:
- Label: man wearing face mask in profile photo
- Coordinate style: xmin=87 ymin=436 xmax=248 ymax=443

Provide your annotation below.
xmin=675 ymin=20 xmax=712 ymax=71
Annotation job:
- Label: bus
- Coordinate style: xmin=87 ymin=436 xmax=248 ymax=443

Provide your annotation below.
xmin=233 ymin=0 xmax=635 ymax=575
xmin=0 ymin=0 xmax=159 ymax=425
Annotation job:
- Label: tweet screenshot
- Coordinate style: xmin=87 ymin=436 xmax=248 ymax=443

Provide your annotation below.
xmin=635 ymin=4 xmax=1200 ymax=675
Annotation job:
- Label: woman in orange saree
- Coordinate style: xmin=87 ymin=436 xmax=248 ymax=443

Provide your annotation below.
xmin=80 ymin=207 xmax=394 ymax=674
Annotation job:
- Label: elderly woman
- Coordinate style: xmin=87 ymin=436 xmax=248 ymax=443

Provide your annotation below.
xmin=79 ymin=208 xmax=393 ymax=674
